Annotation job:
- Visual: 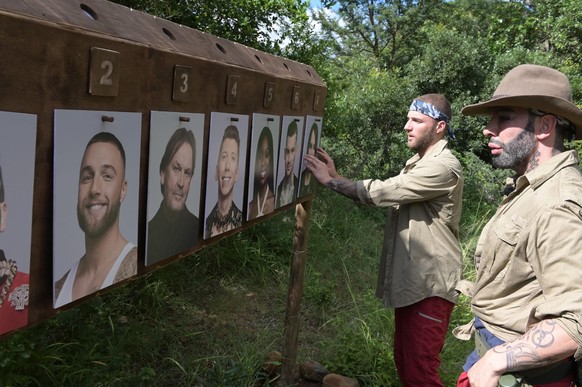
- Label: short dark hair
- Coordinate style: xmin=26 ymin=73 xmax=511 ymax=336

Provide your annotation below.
xmin=416 ymin=93 xmax=452 ymax=122
xmin=160 ymin=128 xmax=196 ymax=175
xmin=85 ymin=132 xmax=126 ymax=169
xmin=220 ymin=125 xmax=240 ymax=156
xmin=287 ymin=120 xmax=298 ymax=139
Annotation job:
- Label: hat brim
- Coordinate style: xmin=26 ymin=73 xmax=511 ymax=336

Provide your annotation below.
xmin=462 ymin=95 xmax=582 ymax=140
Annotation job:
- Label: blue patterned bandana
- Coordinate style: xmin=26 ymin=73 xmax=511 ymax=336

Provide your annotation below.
xmin=409 ymin=99 xmax=456 ymax=139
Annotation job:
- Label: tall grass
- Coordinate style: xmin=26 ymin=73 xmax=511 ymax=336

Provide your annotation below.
xmin=1 ymin=170 xmax=501 ymax=385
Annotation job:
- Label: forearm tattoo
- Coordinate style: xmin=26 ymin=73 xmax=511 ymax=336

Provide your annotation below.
xmin=327 ymin=178 xmax=358 ymax=200
xmin=493 ymin=320 xmax=560 ymax=373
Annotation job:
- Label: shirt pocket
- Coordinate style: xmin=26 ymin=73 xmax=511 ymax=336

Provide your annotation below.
xmin=488 ymin=215 xmax=525 ymax=281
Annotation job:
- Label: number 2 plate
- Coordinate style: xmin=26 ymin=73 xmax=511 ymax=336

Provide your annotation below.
xmin=89 ymin=47 xmax=120 ymax=97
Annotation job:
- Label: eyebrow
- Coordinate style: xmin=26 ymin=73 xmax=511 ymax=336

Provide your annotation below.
xmin=81 ymin=164 xmax=118 ymax=176
xmin=173 ymin=160 xmax=192 ymax=171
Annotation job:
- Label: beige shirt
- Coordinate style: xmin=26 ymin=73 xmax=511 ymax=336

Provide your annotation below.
xmin=472 ymin=150 xmax=582 ymax=353
xmin=355 ymin=139 xmax=464 ymax=308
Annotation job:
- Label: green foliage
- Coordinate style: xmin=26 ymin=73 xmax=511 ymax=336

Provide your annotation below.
xmin=445 ymin=0 xmax=540 ymax=55
xmin=313 ymin=0 xmax=448 ymax=68
xmin=527 ymin=0 xmax=582 ymax=68
xmin=111 ymin=0 xmax=310 ymax=55
xmin=456 ymin=151 xmax=505 ymax=221
xmin=405 ymin=26 xmax=489 ymax=100
xmin=317 ymin=0 xmax=581 ymax=184
xmin=320 ymin=60 xmax=417 ymax=179
xmin=319 ymin=291 xmax=396 ymax=385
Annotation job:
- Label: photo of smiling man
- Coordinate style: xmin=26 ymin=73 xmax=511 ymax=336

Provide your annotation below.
xmin=203 ymin=112 xmax=248 ymax=239
xmin=53 ymin=110 xmax=141 ymax=308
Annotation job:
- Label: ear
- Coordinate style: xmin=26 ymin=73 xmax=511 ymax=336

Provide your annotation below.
xmin=0 ymin=202 xmax=7 ymax=232
xmin=160 ymin=170 xmax=165 ymax=187
xmin=435 ymin=120 xmax=447 ymax=135
xmin=120 ymin=180 xmax=128 ymax=203
xmin=536 ymin=115 xmax=557 ymax=141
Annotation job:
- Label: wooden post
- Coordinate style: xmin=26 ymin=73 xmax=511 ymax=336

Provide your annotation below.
xmin=281 ymin=199 xmax=313 ymax=385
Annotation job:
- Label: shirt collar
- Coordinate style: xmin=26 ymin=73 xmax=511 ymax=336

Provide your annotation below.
xmin=516 ymin=150 xmax=580 ymax=191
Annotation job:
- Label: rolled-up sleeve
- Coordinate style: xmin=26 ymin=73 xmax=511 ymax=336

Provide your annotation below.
xmin=356 ymin=161 xmax=459 ymax=207
xmin=528 ymin=203 xmax=582 ymax=351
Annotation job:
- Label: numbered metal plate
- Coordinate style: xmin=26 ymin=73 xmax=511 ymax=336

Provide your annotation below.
xmin=291 ymin=86 xmax=301 ymax=110
xmin=263 ymin=82 xmax=275 ymax=108
xmin=313 ymin=90 xmax=322 ymax=112
xmin=88 ymin=47 xmax=120 ymax=97
xmin=225 ymin=74 xmax=240 ymax=105
xmin=172 ymin=65 xmax=193 ymax=102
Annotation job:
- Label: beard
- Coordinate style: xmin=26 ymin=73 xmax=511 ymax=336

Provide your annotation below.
xmin=491 ymin=118 xmax=537 ymax=170
xmin=77 ymin=199 xmax=120 ymax=238
xmin=409 ymin=128 xmax=436 ymax=153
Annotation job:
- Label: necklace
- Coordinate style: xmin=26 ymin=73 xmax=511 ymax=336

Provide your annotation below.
xmin=0 ymin=259 xmax=17 ymax=308
xmin=212 ymin=203 xmax=241 ymax=232
xmin=257 ymin=186 xmax=269 ymax=216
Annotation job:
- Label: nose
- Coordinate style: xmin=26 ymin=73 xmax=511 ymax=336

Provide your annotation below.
xmin=483 ymin=119 xmax=498 ymax=137
xmin=177 ymin=172 xmax=184 ymax=187
xmin=403 ymin=119 xmax=412 ymax=131
xmin=89 ymin=177 xmax=102 ymax=194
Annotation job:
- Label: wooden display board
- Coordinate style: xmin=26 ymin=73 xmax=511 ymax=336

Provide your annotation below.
xmin=0 ymin=0 xmax=326 ymax=336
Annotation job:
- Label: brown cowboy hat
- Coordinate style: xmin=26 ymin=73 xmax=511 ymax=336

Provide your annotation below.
xmin=462 ymin=64 xmax=582 ymax=140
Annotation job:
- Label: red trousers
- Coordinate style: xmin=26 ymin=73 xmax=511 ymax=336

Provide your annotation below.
xmin=394 ymin=296 xmax=454 ymax=386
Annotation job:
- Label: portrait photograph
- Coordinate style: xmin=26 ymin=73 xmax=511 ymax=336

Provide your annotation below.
xmin=275 ymin=115 xmax=304 ymax=209
xmin=0 ymin=111 xmax=36 ymax=335
xmin=297 ymin=116 xmax=323 ymax=198
xmin=246 ymin=113 xmax=281 ymax=221
xmin=145 ymin=111 xmax=205 ymax=266
xmin=203 ymin=112 xmax=249 ymax=240
xmin=53 ymin=109 xmax=141 ymax=308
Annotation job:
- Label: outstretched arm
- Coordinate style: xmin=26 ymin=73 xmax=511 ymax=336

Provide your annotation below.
xmin=467 ymin=319 xmax=578 ymax=387
xmin=304 ymin=147 xmax=358 ymax=200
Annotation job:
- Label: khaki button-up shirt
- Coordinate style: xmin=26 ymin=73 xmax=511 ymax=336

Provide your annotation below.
xmin=472 ymin=150 xmax=582 ymax=355
xmin=355 ymin=139 xmax=464 ymax=308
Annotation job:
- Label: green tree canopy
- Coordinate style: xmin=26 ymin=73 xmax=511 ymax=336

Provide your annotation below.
xmin=112 ymin=0 xmax=311 ymax=55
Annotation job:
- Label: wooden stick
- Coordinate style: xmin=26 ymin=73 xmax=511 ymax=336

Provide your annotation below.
xmin=281 ymin=199 xmax=313 ymax=384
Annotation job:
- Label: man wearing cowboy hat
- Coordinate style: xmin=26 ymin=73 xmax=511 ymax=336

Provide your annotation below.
xmin=456 ymin=64 xmax=582 ymax=386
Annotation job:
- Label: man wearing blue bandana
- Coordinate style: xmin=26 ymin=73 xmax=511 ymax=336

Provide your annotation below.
xmin=305 ymin=94 xmax=464 ymax=386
